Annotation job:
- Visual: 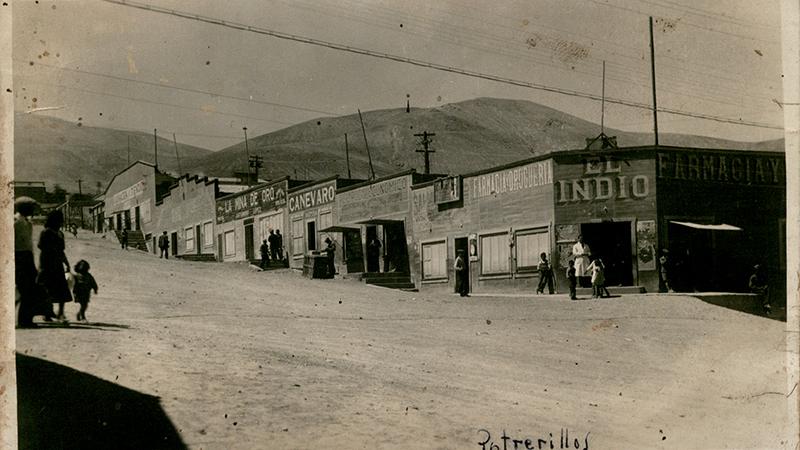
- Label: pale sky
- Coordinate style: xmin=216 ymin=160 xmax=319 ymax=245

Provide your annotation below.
xmin=12 ymin=0 xmax=785 ymax=150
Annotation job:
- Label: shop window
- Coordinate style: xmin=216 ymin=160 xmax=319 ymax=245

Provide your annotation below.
xmin=224 ymin=230 xmax=235 ymax=257
xmin=185 ymin=227 xmax=195 ymax=252
xmin=515 ymin=228 xmax=550 ymax=272
xmin=203 ymin=222 xmax=213 ymax=247
xmin=291 ymin=218 xmax=304 ymax=256
xmin=422 ymin=240 xmax=447 ymax=280
xmin=319 ymin=211 xmax=332 ymax=238
xmin=481 ymin=232 xmax=509 ymax=275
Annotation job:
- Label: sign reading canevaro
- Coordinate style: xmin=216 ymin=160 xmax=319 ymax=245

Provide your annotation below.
xmin=287 ymin=180 xmax=336 ymax=213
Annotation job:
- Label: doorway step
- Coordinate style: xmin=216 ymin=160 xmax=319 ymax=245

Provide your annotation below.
xmin=115 ymin=230 xmax=148 ymax=252
xmin=247 ymin=259 xmax=290 ymax=270
xmin=178 ymin=254 xmax=218 ymax=262
xmin=362 ymin=272 xmax=417 ymax=291
xmin=575 ymin=286 xmax=647 ymax=296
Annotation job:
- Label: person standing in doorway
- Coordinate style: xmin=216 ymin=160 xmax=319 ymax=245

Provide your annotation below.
xmin=120 ymin=228 xmax=129 ymax=250
xmin=454 ymin=249 xmax=469 ymax=297
xmin=260 ymin=239 xmax=270 ymax=269
xmin=572 ymin=234 xmax=591 ymax=288
xmin=38 ymin=210 xmax=73 ymax=321
xmin=158 ymin=231 xmax=170 ymax=259
xmin=268 ymin=230 xmax=278 ymax=261
xmin=367 ymin=237 xmax=382 ymax=273
xmin=275 ymin=230 xmax=284 ymax=261
xmin=749 ymin=264 xmax=770 ymax=315
xmin=658 ymin=249 xmax=673 ymax=293
xmin=587 ymin=258 xmax=610 ymax=298
xmin=15 ymin=197 xmax=40 ymax=327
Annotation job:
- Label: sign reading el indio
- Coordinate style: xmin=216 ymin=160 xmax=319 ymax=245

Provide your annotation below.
xmin=556 ymin=159 xmax=650 ymax=203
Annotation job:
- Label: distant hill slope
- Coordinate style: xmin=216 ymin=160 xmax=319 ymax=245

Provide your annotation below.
xmin=184 ymin=98 xmax=784 ymax=180
xmin=13 ymin=114 xmax=213 ymax=192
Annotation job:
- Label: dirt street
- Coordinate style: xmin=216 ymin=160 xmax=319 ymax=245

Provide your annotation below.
xmin=14 ymin=231 xmax=789 ymax=449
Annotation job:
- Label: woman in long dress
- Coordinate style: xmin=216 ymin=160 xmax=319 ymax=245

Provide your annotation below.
xmin=37 ymin=210 xmax=72 ymax=321
xmin=571 ymin=234 xmax=591 ymax=288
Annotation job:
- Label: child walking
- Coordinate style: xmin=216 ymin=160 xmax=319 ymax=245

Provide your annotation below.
xmin=72 ymin=260 xmax=98 ymax=322
xmin=566 ymin=260 xmax=577 ymax=300
xmin=587 ymin=258 xmax=610 ymax=298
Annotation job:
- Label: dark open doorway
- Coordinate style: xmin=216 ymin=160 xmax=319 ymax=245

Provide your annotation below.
xmin=307 ymin=221 xmax=317 ymax=251
xmin=344 ymin=229 xmax=365 ymax=273
xmin=581 ymin=221 xmax=633 ymax=286
xmin=454 ymin=237 xmax=469 ymax=294
xmin=383 ymin=222 xmax=410 ymax=273
xmin=366 ymin=226 xmax=381 ymax=272
xmin=244 ymin=224 xmax=254 ymax=261
xmin=170 ymin=231 xmax=178 ymax=256
xmin=195 ymin=224 xmax=202 ymax=255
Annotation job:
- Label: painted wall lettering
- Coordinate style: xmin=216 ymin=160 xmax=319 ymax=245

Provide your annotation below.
xmin=556 ymin=159 xmax=650 ymax=203
xmin=288 ymin=182 xmax=336 ymax=213
xmin=216 ymin=181 xmax=287 ymax=224
xmin=470 ymin=160 xmax=553 ymax=199
xmin=657 ymin=152 xmax=783 ymax=185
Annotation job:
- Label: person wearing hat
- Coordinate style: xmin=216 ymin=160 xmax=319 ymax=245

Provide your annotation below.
xmin=324 ymin=237 xmax=336 ymax=278
xmin=15 ymin=197 xmax=40 ymax=327
xmin=749 ymin=264 xmax=770 ymax=314
xmin=454 ymin=249 xmax=469 ymax=297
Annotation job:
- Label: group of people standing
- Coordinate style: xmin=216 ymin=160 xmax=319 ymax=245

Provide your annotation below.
xmin=259 ymin=229 xmax=285 ymax=269
xmin=15 ymin=198 xmax=98 ymax=328
xmin=533 ymin=234 xmax=609 ymax=300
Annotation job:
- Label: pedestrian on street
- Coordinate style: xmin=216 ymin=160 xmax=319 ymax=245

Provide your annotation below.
xmin=260 ymin=239 xmax=270 ymax=269
xmin=37 ymin=210 xmax=73 ymax=322
xmin=121 ymin=228 xmax=129 ymax=250
xmin=72 ymin=259 xmax=98 ymax=323
xmin=749 ymin=264 xmax=770 ymax=314
xmin=275 ymin=230 xmax=284 ymax=261
xmin=536 ymin=252 xmax=555 ymax=294
xmin=15 ymin=197 xmax=41 ymax=327
xmin=454 ymin=249 xmax=469 ymax=297
xmin=566 ymin=259 xmax=578 ymax=300
xmin=324 ymin=237 xmax=336 ymax=278
xmin=158 ymin=231 xmax=170 ymax=259
xmin=571 ymin=234 xmax=592 ymax=288
xmin=587 ymin=258 xmax=610 ymax=298
xmin=658 ymin=249 xmax=673 ymax=293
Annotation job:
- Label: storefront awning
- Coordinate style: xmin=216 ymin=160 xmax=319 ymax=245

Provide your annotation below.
xmin=318 ymin=225 xmax=360 ymax=233
xmin=670 ymin=221 xmax=742 ymax=231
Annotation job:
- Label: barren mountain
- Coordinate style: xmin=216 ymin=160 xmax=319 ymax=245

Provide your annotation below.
xmin=13 ymin=113 xmax=213 ymax=192
xmin=185 ymin=98 xmax=784 ymax=180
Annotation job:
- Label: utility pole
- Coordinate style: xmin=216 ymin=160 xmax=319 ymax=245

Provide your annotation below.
xmin=172 ymin=133 xmax=183 ymax=176
xmin=127 ymin=135 xmax=131 ymax=165
xmin=357 ymin=109 xmax=375 ymax=180
xmin=414 ymin=131 xmax=436 ymax=174
xmin=154 ymin=128 xmax=159 ymax=169
xmin=249 ymin=155 xmax=263 ymax=183
xmin=344 ymin=133 xmax=352 ymax=178
xmin=649 ymin=16 xmax=659 ymax=146
xmin=77 ymin=178 xmax=83 ymax=195
xmin=243 ymin=126 xmax=251 ymax=186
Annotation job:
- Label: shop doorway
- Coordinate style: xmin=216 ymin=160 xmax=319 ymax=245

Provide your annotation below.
xmin=383 ymin=222 xmax=410 ymax=273
xmin=134 ymin=206 xmax=141 ymax=231
xmin=307 ymin=221 xmax=317 ymax=251
xmin=171 ymin=232 xmax=178 ymax=256
xmin=581 ymin=221 xmax=633 ymax=286
xmin=667 ymin=221 xmax=743 ymax=292
xmin=365 ymin=226 xmax=381 ymax=272
xmin=344 ymin=229 xmax=365 ymax=273
xmin=454 ymin=237 xmax=469 ymax=294
xmin=245 ymin=224 xmax=255 ymax=261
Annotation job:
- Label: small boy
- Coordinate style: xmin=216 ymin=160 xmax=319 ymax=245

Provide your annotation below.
xmin=72 ymin=260 xmax=98 ymax=322
xmin=566 ymin=260 xmax=577 ymax=300
xmin=536 ymin=252 xmax=554 ymax=295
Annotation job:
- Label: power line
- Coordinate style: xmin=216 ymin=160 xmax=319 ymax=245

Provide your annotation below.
xmin=17 ymin=77 xmax=296 ymax=126
xmin=99 ymin=0 xmax=783 ymax=130
xmin=19 ymin=59 xmax=338 ymax=117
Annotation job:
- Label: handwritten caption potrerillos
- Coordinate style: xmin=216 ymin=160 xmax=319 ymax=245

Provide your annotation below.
xmin=478 ymin=428 xmax=590 ymax=450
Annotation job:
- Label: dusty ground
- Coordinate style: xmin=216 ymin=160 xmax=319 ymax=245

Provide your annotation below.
xmin=13 ymin=230 xmax=790 ymax=449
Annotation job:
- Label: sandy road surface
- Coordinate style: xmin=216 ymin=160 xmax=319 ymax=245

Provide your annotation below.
xmin=14 ymin=230 xmax=789 ymax=449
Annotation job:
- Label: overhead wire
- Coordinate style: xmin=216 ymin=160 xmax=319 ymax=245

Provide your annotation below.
xmin=96 ymin=0 xmax=784 ymax=130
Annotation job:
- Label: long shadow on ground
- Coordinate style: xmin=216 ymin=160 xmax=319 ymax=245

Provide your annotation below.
xmin=16 ymin=354 xmax=186 ymax=450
